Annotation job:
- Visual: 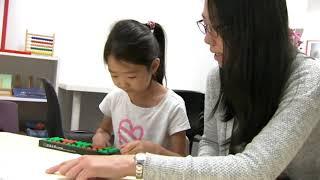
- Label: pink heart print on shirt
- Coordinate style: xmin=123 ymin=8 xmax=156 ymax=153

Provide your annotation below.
xmin=118 ymin=118 xmax=144 ymax=145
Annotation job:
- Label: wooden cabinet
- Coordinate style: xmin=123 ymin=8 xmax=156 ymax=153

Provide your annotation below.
xmin=0 ymin=52 xmax=58 ymax=130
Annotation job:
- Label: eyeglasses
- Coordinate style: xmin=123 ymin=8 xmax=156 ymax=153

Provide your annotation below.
xmin=196 ymin=19 xmax=219 ymax=37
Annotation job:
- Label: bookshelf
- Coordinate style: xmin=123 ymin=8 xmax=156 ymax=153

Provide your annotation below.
xmin=0 ymin=95 xmax=46 ymax=102
xmin=0 ymin=52 xmax=58 ymax=85
xmin=0 ymin=51 xmax=58 ymax=131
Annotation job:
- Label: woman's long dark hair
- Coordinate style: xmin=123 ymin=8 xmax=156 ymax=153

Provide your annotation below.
xmin=207 ymin=0 xmax=296 ymax=153
xmin=104 ymin=19 xmax=166 ymax=84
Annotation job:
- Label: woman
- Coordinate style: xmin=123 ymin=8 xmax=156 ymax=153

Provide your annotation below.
xmin=46 ymin=0 xmax=320 ymax=179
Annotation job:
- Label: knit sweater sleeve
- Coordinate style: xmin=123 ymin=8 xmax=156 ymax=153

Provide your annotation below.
xmin=143 ymin=57 xmax=320 ymax=180
xmin=198 ymin=66 xmax=220 ymax=156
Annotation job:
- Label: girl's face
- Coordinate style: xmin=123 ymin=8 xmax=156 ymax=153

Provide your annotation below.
xmin=203 ymin=0 xmax=224 ymax=66
xmin=107 ymin=55 xmax=159 ymax=95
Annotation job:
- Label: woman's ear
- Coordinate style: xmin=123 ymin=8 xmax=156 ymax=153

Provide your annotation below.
xmin=151 ymin=58 xmax=160 ymax=74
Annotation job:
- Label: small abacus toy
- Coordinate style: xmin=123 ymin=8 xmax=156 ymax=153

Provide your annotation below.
xmin=39 ymin=137 xmax=120 ymax=155
xmin=25 ymin=30 xmax=55 ymax=56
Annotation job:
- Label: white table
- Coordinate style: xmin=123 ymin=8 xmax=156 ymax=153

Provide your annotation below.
xmin=59 ymin=83 xmax=113 ymax=131
xmin=0 ymin=132 xmax=79 ymax=179
xmin=0 ymin=132 xmax=136 ymax=180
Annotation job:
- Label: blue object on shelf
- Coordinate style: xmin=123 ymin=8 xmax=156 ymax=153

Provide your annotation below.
xmin=26 ymin=128 xmax=48 ymax=138
xmin=12 ymin=88 xmax=46 ymax=99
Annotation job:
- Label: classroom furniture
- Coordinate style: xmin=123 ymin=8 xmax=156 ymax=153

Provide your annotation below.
xmin=173 ymin=90 xmax=204 ymax=154
xmin=0 ymin=51 xmax=58 ymax=131
xmin=41 ymin=78 xmax=64 ymax=137
xmin=0 ymin=132 xmax=136 ymax=179
xmin=0 ymin=100 xmax=19 ymax=133
xmin=41 ymin=78 xmax=95 ymax=142
xmin=59 ymin=83 xmax=112 ymax=131
xmin=0 ymin=132 xmax=79 ymax=179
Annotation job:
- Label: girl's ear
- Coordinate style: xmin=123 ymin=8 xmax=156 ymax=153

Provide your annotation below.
xmin=151 ymin=58 xmax=160 ymax=74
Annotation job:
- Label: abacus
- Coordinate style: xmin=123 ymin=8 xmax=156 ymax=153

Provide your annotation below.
xmin=25 ymin=30 xmax=55 ymax=56
xmin=39 ymin=137 xmax=120 ymax=155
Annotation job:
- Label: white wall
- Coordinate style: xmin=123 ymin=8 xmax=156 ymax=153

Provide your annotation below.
xmin=287 ymin=0 xmax=320 ymax=52
xmin=2 ymin=0 xmax=214 ymax=93
xmin=2 ymin=0 xmax=319 ymax=93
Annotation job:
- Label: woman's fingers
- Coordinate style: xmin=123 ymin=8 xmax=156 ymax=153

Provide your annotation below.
xmin=46 ymin=158 xmax=80 ymax=175
xmin=59 ymin=158 xmax=81 ymax=175
xmin=65 ymin=162 xmax=84 ymax=179
xmin=46 ymin=164 xmax=61 ymax=174
xmin=76 ymin=168 xmax=94 ymax=180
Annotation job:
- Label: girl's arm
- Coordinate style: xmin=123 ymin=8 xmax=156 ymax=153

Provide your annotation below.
xmin=120 ymin=131 xmax=188 ymax=156
xmin=160 ymin=131 xmax=188 ymax=156
xmin=97 ymin=116 xmax=113 ymax=135
xmin=92 ymin=116 xmax=113 ymax=146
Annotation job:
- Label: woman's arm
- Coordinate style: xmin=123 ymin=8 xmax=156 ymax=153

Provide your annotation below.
xmin=46 ymin=155 xmax=136 ymax=179
xmin=143 ymin=59 xmax=320 ymax=179
xmin=198 ymin=67 xmax=220 ymax=156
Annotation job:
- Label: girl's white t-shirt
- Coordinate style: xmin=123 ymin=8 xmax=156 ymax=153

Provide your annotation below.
xmin=99 ymin=88 xmax=190 ymax=148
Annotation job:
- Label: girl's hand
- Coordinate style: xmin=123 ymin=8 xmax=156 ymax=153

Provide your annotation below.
xmin=120 ymin=140 xmax=160 ymax=155
xmin=92 ymin=130 xmax=111 ymax=147
xmin=46 ymin=155 xmax=135 ymax=180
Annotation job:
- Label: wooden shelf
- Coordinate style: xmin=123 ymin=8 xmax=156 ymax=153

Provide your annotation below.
xmin=0 ymin=51 xmax=57 ymax=126
xmin=0 ymin=95 xmax=47 ymax=103
xmin=0 ymin=51 xmax=58 ymax=61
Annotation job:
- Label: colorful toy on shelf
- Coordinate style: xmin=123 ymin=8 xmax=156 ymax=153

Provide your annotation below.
xmin=39 ymin=137 xmax=120 ymax=155
xmin=25 ymin=30 xmax=55 ymax=56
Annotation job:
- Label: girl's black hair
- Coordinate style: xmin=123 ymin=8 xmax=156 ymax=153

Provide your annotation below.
xmin=103 ymin=19 xmax=166 ymax=84
xmin=207 ymin=0 xmax=297 ymax=153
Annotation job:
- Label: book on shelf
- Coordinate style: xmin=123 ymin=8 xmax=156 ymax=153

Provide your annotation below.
xmin=0 ymin=88 xmax=12 ymax=96
xmin=0 ymin=74 xmax=13 ymax=96
xmin=12 ymin=88 xmax=46 ymax=99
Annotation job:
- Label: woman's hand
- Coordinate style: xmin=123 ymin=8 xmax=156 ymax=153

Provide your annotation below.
xmin=120 ymin=140 xmax=160 ymax=155
xmin=92 ymin=129 xmax=111 ymax=147
xmin=46 ymin=155 xmax=135 ymax=180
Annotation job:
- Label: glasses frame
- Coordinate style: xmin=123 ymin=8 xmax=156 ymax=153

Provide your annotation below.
xmin=196 ymin=19 xmax=210 ymax=34
xmin=197 ymin=19 xmax=226 ymax=38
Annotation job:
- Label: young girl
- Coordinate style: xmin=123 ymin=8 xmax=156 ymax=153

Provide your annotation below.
xmin=92 ymin=19 xmax=190 ymax=156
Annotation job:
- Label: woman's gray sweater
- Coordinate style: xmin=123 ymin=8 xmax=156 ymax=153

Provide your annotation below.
xmin=143 ymin=54 xmax=320 ymax=180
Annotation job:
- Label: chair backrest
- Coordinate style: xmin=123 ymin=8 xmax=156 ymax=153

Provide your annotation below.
xmin=40 ymin=78 xmax=64 ymax=137
xmin=0 ymin=100 xmax=19 ymax=133
xmin=173 ymin=90 xmax=204 ymax=152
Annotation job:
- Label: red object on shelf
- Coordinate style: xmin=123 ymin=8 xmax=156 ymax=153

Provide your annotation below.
xmin=0 ymin=49 xmax=32 ymax=55
xmin=1 ymin=0 xmax=10 ymax=50
xmin=0 ymin=0 xmax=31 ymax=56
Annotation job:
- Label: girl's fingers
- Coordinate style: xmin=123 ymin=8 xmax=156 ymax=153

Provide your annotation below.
xmin=126 ymin=146 xmax=139 ymax=155
xmin=120 ymin=141 xmax=138 ymax=154
xmin=106 ymin=141 xmax=112 ymax=147
xmin=120 ymin=143 xmax=126 ymax=149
